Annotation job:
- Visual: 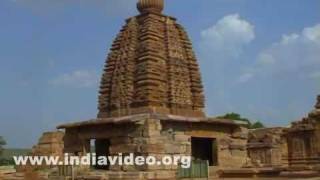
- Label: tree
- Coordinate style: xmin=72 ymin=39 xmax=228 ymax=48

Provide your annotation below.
xmin=217 ymin=112 xmax=252 ymax=128
xmin=0 ymin=136 xmax=6 ymax=156
xmin=217 ymin=112 xmax=265 ymax=129
xmin=251 ymin=121 xmax=265 ymax=129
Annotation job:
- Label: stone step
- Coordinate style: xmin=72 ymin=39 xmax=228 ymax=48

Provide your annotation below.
xmin=280 ymin=170 xmax=320 ymax=178
xmin=76 ymin=175 xmax=107 ymax=180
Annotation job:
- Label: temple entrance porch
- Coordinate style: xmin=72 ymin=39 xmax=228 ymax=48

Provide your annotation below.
xmin=191 ymin=137 xmax=218 ymax=166
xmin=90 ymin=139 xmax=110 ymax=170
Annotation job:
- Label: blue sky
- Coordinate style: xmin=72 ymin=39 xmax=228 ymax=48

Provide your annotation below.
xmin=0 ymin=0 xmax=319 ymax=148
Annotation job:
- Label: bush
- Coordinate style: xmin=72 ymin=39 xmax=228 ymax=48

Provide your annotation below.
xmin=0 ymin=136 xmax=6 ymax=156
xmin=251 ymin=121 xmax=265 ymax=129
xmin=217 ymin=112 xmax=265 ymax=129
xmin=0 ymin=158 xmax=14 ymax=166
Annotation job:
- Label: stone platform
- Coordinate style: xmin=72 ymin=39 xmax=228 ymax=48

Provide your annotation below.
xmin=217 ymin=167 xmax=283 ymax=178
xmin=217 ymin=167 xmax=320 ymax=179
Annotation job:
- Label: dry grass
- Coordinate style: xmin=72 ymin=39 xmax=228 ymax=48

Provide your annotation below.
xmin=24 ymin=170 xmax=45 ymax=180
xmin=24 ymin=171 xmax=38 ymax=180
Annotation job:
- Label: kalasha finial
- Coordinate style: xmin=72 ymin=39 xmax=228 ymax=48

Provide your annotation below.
xmin=137 ymin=0 xmax=164 ymax=14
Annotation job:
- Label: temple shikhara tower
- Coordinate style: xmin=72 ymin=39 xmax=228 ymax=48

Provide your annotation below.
xmin=58 ymin=0 xmax=248 ymax=179
xmin=98 ymin=0 xmax=205 ymax=118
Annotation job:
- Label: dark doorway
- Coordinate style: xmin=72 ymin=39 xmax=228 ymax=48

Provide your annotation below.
xmin=191 ymin=137 xmax=218 ymax=166
xmin=94 ymin=139 xmax=110 ymax=170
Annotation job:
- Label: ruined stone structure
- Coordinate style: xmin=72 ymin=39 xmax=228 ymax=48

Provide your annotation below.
xmin=218 ymin=96 xmax=320 ymax=178
xmin=15 ymin=131 xmax=64 ymax=173
xmin=57 ymin=0 xmax=248 ymax=179
xmin=246 ymin=96 xmax=320 ymax=171
xmin=285 ymin=95 xmax=320 ymax=170
xmin=32 ymin=131 xmax=64 ymax=157
xmin=247 ymin=128 xmax=288 ymax=167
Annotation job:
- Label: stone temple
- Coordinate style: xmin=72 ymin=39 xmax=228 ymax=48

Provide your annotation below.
xmin=57 ymin=0 xmax=248 ymax=179
xmin=43 ymin=0 xmax=320 ymax=179
xmin=1 ymin=1 xmax=319 ymax=180
xmin=97 ymin=0 xmax=205 ymax=118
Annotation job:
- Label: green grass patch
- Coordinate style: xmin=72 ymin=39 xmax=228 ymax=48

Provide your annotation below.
xmin=0 ymin=148 xmax=31 ymax=166
xmin=1 ymin=148 xmax=31 ymax=159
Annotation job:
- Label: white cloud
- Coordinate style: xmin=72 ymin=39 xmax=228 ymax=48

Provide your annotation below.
xmin=303 ymin=24 xmax=320 ymax=42
xmin=50 ymin=70 xmax=99 ymax=88
xmin=257 ymin=53 xmax=276 ymax=65
xmin=237 ymin=72 xmax=254 ymax=83
xmin=247 ymin=23 xmax=320 ymax=82
xmin=308 ymin=71 xmax=320 ymax=79
xmin=200 ymin=14 xmax=255 ymax=59
xmin=261 ymin=24 xmax=320 ymax=67
xmin=280 ymin=33 xmax=300 ymax=45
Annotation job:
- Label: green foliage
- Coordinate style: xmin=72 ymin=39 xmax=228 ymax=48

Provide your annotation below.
xmin=217 ymin=112 xmax=252 ymax=128
xmin=0 ymin=148 xmax=30 ymax=166
xmin=251 ymin=121 xmax=265 ymax=129
xmin=0 ymin=158 xmax=14 ymax=166
xmin=0 ymin=137 xmax=13 ymax=166
xmin=1 ymin=149 xmax=31 ymax=159
xmin=217 ymin=112 xmax=265 ymax=129
xmin=0 ymin=136 xmax=6 ymax=156
xmin=0 ymin=136 xmax=5 ymax=145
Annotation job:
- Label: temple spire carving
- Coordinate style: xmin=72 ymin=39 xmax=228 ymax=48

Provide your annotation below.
xmin=98 ymin=0 xmax=205 ymax=118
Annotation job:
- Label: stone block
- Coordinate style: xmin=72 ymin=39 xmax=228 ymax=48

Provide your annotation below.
xmin=110 ymin=137 xmax=133 ymax=145
xmin=173 ymin=134 xmax=190 ymax=142
xmin=140 ymin=144 xmax=165 ymax=153
xmin=142 ymin=128 xmax=161 ymax=137
xmin=164 ymin=144 xmax=186 ymax=154
xmin=110 ymin=144 xmax=138 ymax=154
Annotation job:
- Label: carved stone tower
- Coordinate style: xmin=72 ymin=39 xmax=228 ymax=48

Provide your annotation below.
xmin=98 ymin=0 xmax=205 ymax=118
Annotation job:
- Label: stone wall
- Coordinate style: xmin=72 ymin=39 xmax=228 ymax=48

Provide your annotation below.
xmin=160 ymin=121 xmax=248 ymax=168
xmin=62 ymin=116 xmax=247 ymax=179
xmin=63 ymin=122 xmax=142 ymax=156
